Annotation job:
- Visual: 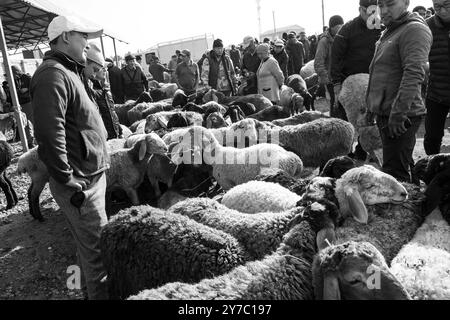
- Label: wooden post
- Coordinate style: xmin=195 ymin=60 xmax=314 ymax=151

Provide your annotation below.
xmin=113 ymin=37 xmax=119 ymax=66
xmin=0 ymin=15 xmax=28 ymax=153
xmin=100 ymin=36 xmax=105 ymax=57
xmin=322 ymin=0 xmax=326 ymax=28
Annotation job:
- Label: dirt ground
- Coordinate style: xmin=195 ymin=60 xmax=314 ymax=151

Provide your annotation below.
xmin=1 ymin=101 xmax=449 ymax=300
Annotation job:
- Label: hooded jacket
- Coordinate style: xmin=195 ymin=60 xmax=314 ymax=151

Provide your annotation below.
xmin=366 ymin=12 xmax=432 ymax=124
xmin=30 ymin=50 xmax=110 ymax=184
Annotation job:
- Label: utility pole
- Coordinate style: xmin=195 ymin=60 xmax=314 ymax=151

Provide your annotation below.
xmin=273 ymin=11 xmax=277 ymax=37
xmin=322 ymin=0 xmax=326 ymax=28
xmin=256 ymin=0 xmax=262 ymax=41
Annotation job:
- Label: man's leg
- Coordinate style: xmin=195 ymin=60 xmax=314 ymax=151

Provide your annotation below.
xmin=49 ymin=173 xmax=109 ymax=300
xmin=377 ymin=116 xmax=423 ymax=182
xmin=424 ymin=99 xmax=450 ymax=156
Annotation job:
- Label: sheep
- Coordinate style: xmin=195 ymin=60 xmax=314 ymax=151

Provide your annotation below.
xmin=304 ymin=165 xmax=426 ymax=264
xmin=171 ymin=126 xmax=303 ymax=190
xmin=205 ymin=112 xmax=228 ymax=129
xmin=223 ymin=105 xmax=246 ymax=123
xmin=17 ymin=135 xmax=166 ymax=221
xmin=0 ymin=138 xmax=18 ymax=210
xmin=181 ymin=102 xmax=205 ymax=114
xmin=106 ymin=133 xmax=168 ymax=205
xmin=144 ymin=111 xmax=203 ymax=133
xmin=100 ymin=205 xmax=248 ymax=299
xmin=162 ymin=119 xmax=259 ymax=150
xmin=389 ymin=208 xmax=450 ymax=300
xmin=221 ymin=181 xmax=302 ymax=214
xmin=120 ymin=125 xmax=132 ymax=139
xmin=304 ymin=73 xmax=319 ymax=111
xmin=146 ymin=153 xmax=177 ymax=198
xmin=300 ymin=60 xmax=315 ymax=79
xmin=265 ymin=118 xmax=355 ymax=169
xmin=106 ymin=138 xmax=127 ymax=152
xmin=338 ymin=73 xmax=382 ymax=166
xmin=114 ymin=92 xmax=153 ymax=126
xmin=279 ymin=85 xmax=305 ymax=116
xmin=312 ymin=241 xmax=411 ymax=300
xmin=172 ymin=89 xmax=188 ymax=108
xmin=202 ymin=101 xmax=227 ymax=116
xmin=127 ymin=102 xmax=175 ymax=125
xmin=286 ymin=75 xmax=313 ymax=114
xmin=129 ymin=200 xmax=339 ymax=300
xmin=158 ymin=83 xmax=178 ymax=98
xmin=166 ymin=112 xmax=191 ymax=129
xmin=203 ymin=89 xmax=272 ymax=113
xmin=157 ymin=190 xmax=187 ymax=210
xmin=247 ymin=105 xmax=291 ymax=122
xmin=227 ymin=102 xmax=256 ymax=117
xmin=272 ymin=111 xmax=329 ymax=127
xmin=253 ymin=156 xmax=357 ymax=196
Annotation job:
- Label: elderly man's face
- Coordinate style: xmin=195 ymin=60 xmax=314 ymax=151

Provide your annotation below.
xmin=85 ymin=60 xmax=105 ymax=80
xmin=433 ymin=0 xmax=450 ymax=21
xmin=378 ymin=0 xmax=409 ymax=26
xmin=214 ymin=47 xmax=224 ymax=56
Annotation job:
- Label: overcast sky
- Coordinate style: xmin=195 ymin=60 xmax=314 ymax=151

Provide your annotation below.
xmin=49 ymin=0 xmax=433 ymax=58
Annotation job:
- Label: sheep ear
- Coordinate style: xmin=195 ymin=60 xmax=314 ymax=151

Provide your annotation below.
xmin=316 ymin=227 xmax=336 ymax=251
xmin=344 ymin=186 xmax=368 ymax=224
xmin=139 ymin=140 xmax=148 ymax=161
xmin=157 ymin=116 xmax=168 ymax=129
xmin=423 ymin=174 xmax=445 ymax=216
xmin=323 ymin=273 xmax=341 ymax=300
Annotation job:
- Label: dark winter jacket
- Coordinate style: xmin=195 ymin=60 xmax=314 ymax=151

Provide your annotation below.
xmin=121 ymin=65 xmax=149 ymax=100
xmin=331 ymin=16 xmax=381 ymax=85
xmin=299 ymin=38 xmax=311 ymax=63
xmin=229 ymin=49 xmax=241 ymax=70
xmin=426 ymin=15 xmax=450 ymax=105
xmin=285 ymin=38 xmax=305 ymax=75
xmin=149 ymin=62 xmax=171 ymax=83
xmin=30 ymin=50 xmax=109 ymax=184
xmin=272 ymin=48 xmax=289 ymax=80
xmin=242 ymin=49 xmax=261 ymax=74
xmin=107 ymin=64 xmax=124 ymax=103
xmin=89 ymin=80 xmax=123 ymax=140
xmin=366 ymin=12 xmax=432 ymax=124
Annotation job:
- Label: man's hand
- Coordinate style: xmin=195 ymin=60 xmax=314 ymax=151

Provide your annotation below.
xmin=387 ymin=119 xmax=411 ymax=139
xmin=333 ymin=83 xmax=342 ymax=99
xmin=65 ymin=176 xmax=90 ymax=191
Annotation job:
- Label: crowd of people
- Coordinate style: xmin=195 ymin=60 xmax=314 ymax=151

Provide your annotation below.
xmin=1 ymin=0 xmax=449 ymax=300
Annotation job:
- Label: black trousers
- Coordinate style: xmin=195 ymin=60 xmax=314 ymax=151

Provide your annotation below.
xmin=424 ymin=98 xmax=450 ymax=156
xmin=376 ymin=115 xmax=423 ymax=183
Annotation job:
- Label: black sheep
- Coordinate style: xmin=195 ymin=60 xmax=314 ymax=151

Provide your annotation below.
xmin=287 ymin=74 xmax=314 ymax=111
xmin=0 ymin=140 xmax=18 ymax=210
xmin=149 ymin=88 xmax=167 ymax=102
xmin=224 ymin=105 xmax=246 ymax=123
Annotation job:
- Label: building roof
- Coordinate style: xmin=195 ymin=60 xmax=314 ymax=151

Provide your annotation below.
xmin=261 ymin=24 xmax=305 ymax=37
xmin=0 ymin=0 xmax=128 ymax=51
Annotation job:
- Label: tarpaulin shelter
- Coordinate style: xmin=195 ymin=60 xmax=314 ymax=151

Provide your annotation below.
xmin=0 ymin=0 xmax=128 ymax=152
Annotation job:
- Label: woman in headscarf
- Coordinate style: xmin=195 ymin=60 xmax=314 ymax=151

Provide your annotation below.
xmin=256 ymin=43 xmax=285 ymax=104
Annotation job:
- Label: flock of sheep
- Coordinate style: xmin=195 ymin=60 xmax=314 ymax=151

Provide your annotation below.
xmin=4 ymin=64 xmax=450 ymax=300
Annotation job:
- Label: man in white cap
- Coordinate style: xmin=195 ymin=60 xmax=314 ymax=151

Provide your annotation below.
xmin=30 ymin=16 xmax=109 ymax=300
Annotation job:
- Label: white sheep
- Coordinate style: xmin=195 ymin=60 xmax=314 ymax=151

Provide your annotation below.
xmin=171 ymin=126 xmax=303 ymax=190
xmin=221 ymin=181 xmax=301 ymax=214
xmin=338 ymin=73 xmax=382 ymax=166
xmin=390 ymin=208 xmax=450 ymax=300
xmin=272 ymin=111 xmax=329 ymax=127
xmin=300 ymin=60 xmax=315 ymax=79
xmin=170 ymin=166 xmax=409 ymax=261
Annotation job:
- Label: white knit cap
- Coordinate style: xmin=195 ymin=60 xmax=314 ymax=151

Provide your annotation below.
xmin=48 ymin=15 xmax=103 ymax=42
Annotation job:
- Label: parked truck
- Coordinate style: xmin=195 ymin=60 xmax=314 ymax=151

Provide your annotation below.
xmin=135 ymin=34 xmax=215 ymax=78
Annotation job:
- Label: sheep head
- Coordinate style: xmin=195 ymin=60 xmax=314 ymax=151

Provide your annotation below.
xmin=415 ymin=153 xmax=450 ymax=185
xmin=206 ymin=112 xmax=228 ymax=129
xmin=290 ymin=93 xmax=305 ymax=114
xmin=320 ymin=156 xmax=357 ymax=179
xmin=335 ymin=166 xmax=408 ymax=224
xmin=224 ymin=105 xmax=246 ymax=123
xmin=312 ymin=241 xmax=411 ymax=300
xmin=135 ymin=133 xmax=168 ymax=162
xmin=145 ymin=114 xmax=168 ymax=133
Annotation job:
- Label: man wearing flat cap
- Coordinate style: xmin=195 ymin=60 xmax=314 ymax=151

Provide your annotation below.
xmin=121 ymin=53 xmax=149 ymax=100
xmin=330 ymin=0 xmax=382 ymax=161
xmin=30 ymin=15 xmax=109 ymax=299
